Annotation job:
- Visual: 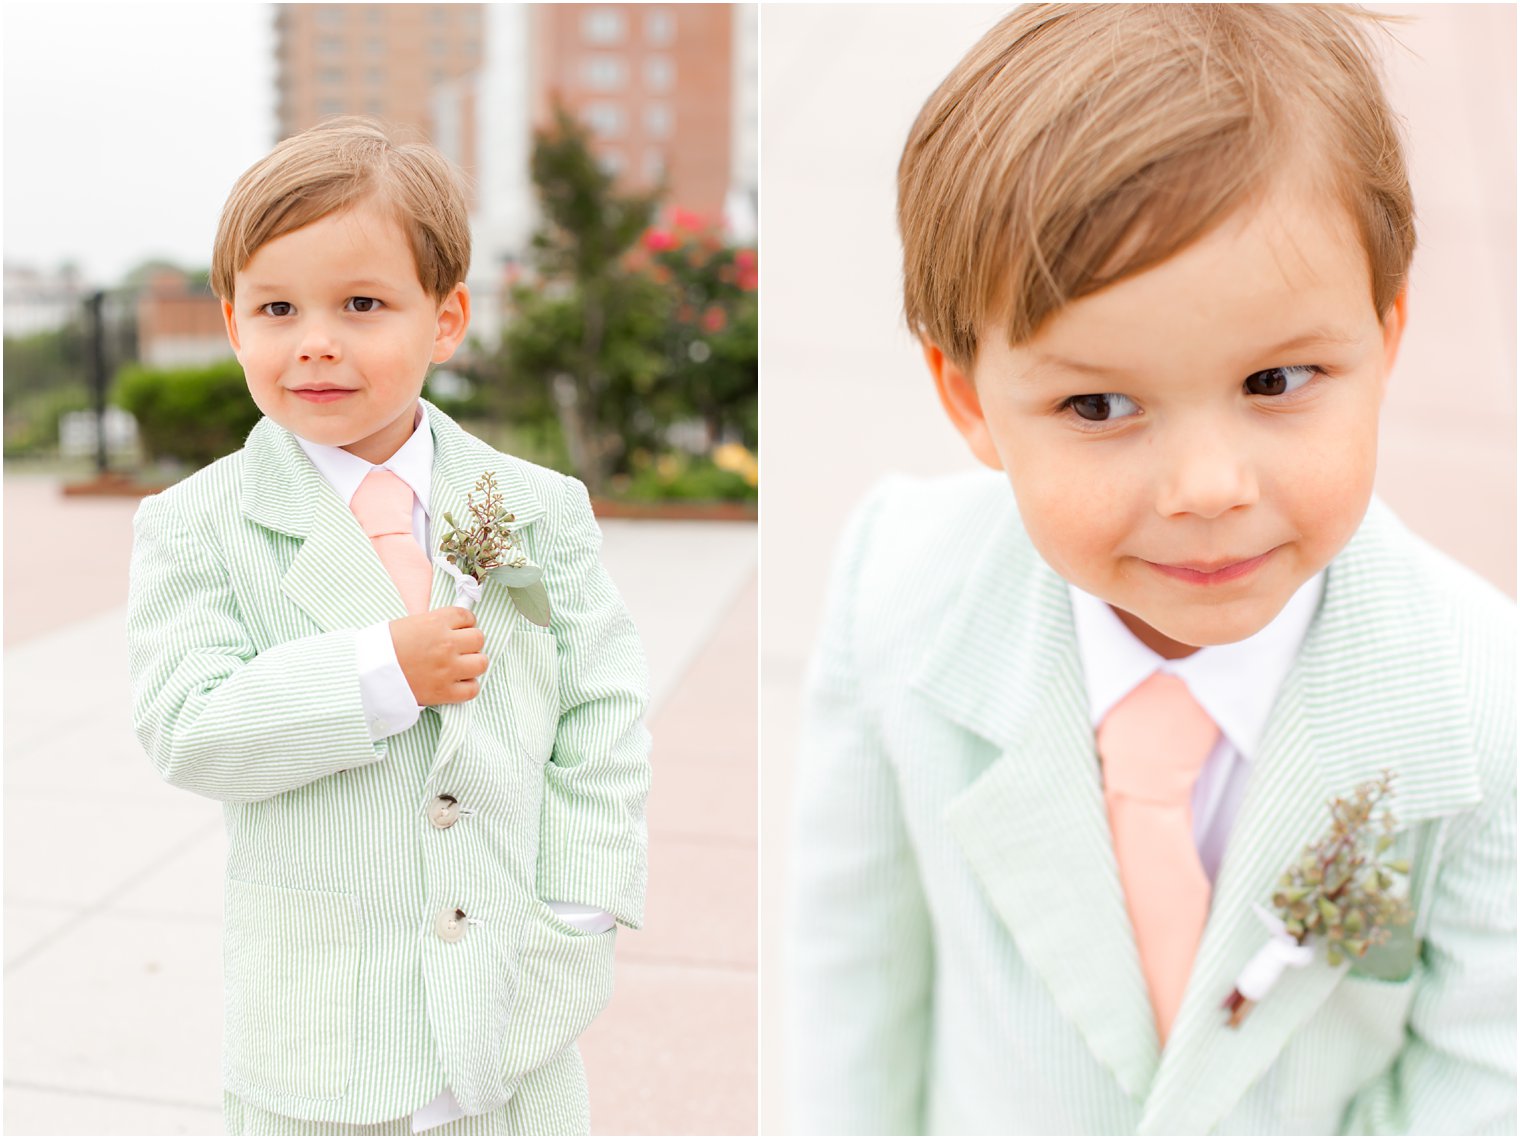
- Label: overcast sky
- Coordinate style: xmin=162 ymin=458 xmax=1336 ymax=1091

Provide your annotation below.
xmin=3 ymin=3 xmax=274 ymax=286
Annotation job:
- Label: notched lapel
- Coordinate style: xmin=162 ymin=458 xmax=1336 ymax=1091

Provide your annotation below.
xmin=915 ymin=515 xmax=1161 ymax=1099
xmin=239 ymin=417 xmax=407 ymax=633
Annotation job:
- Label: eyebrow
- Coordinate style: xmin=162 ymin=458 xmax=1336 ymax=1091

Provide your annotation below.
xmin=240 ymin=277 xmax=400 ymax=294
xmin=1027 ymin=326 xmax=1365 ymax=380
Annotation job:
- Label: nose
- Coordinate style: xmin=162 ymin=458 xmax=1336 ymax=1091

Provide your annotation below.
xmin=1153 ymin=424 xmax=1259 ymax=520
xmin=296 ymin=316 xmax=341 ymax=363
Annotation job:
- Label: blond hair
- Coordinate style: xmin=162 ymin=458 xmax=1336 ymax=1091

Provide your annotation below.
xmin=211 ymin=117 xmax=471 ymax=303
xmin=899 ymin=4 xmax=1415 ymax=369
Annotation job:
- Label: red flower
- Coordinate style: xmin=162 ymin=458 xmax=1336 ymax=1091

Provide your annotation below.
xmin=701 ymin=305 xmax=727 ymax=333
xmin=643 ymin=229 xmax=677 ymax=252
xmin=670 ymin=207 xmax=707 ymax=233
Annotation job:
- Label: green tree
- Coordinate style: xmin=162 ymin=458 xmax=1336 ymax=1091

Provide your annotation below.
xmin=495 ymin=105 xmax=667 ymax=494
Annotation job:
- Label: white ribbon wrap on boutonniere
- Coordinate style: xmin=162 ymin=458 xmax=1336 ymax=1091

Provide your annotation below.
xmin=433 ymin=554 xmax=484 ymax=612
xmin=1235 ymin=902 xmax=1316 ymax=998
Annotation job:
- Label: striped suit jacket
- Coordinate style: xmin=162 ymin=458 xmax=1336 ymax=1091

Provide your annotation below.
xmin=788 ymin=471 xmax=1515 ymax=1135
xmin=127 ymin=400 xmax=651 ymax=1128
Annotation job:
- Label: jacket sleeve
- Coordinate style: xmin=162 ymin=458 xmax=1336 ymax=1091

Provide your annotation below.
xmin=786 ymin=484 xmax=934 ymax=1135
xmin=1340 ymin=790 xmax=1517 ymax=1135
xmin=127 ymin=489 xmax=387 ymax=803
xmin=534 ymin=476 xmax=652 ymax=929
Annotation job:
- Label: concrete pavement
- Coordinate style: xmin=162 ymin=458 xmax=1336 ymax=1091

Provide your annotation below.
xmin=3 ymin=473 xmax=756 ymax=1136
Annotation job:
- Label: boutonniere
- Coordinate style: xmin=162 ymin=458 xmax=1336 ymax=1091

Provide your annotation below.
xmin=1222 ymin=771 xmax=1413 ymax=1027
xmin=432 ymin=471 xmax=551 ymax=627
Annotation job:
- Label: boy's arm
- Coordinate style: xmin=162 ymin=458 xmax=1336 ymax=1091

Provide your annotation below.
xmin=128 ymin=490 xmax=387 ymax=802
xmin=1340 ymin=793 xmax=1517 ymax=1135
xmin=787 ymin=486 xmax=934 ymax=1135
xmin=534 ymin=477 xmax=652 ymax=929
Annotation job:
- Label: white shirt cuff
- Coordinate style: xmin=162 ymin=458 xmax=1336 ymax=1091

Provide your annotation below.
xmin=355 ymin=620 xmax=425 ymax=741
xmin=548 ymin=901 xmax=616 ymax=934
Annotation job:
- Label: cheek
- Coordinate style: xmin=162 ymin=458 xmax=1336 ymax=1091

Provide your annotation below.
xmin=1004 ymin=445 xmax=1132 ymax=582
xmin=1281 ymin=418 xmax=1379 ymax=559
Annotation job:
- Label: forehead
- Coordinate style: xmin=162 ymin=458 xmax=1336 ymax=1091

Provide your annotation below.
xmin=240 ymin=199 xmax=416 ymax=281
xmin=1019 ymin=186 xmax=1377 ymax=368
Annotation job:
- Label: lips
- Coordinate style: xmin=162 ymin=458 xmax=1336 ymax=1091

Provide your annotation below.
xmin=291 ymin=386 xmax=355 ymax=403
xmin=1145 ymin=546 xmax=1279 ymax=585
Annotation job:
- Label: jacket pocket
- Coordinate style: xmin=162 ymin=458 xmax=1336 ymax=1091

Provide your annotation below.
xmin=499 ymin=904 xmax=616 ymax=1083
xmin=223 ymin=879 xmax=360 ymax=1101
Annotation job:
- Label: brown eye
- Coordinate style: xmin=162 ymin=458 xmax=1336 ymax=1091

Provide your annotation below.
xmin=1070 ymin=395 xmax=1112 ymax=420
xmin=1245 ymin=365 xmax=1317 ymax=396
xmin=1064 ymin=392 xmax=1138 ymax=422
xmin=346 ymin=296 xmax=382 ymax=313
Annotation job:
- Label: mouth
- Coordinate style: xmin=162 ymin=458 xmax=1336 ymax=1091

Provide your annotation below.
xmin=1143 ymin=546 xmax=1280 ymax=585
xmin=290 ymin=386 xmax=356 ymax=403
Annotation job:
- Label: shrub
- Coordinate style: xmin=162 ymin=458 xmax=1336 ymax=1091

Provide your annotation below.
xmin=113 ymin=358 xmax=260 ymax=469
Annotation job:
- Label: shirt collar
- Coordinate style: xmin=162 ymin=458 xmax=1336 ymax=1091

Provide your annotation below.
xmin=294 ymin=401 xmax=435 ymax=514
xmin=1068 ymin=569 xmax=1325 ymax=761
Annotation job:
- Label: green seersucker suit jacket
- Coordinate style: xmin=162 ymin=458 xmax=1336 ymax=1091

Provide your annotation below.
xmin=127 ymin=400 xmax=651 ymax=1128
xmin=788 ymin=471 xmax=1515 ymax=1135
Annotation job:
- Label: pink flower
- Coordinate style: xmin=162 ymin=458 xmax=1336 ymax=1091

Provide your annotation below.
xmin=643 ymin=229 xmax=678 ymax=252
xmin=701 ymin=305 xmax=727 ymax=333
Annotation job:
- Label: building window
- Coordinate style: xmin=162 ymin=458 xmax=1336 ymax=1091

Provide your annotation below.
xmin=645 ymin=8 xmax=675 ymax=46
xmin=430 ymin=6 xmax=447 ymax=23
xmin=644 ymin=103 xmax=673 ymax=138
xmin=643 ymin=148 xmax=666 ymax=184
xmin=320 ymin=67 xmax=345 ymax=85
xmin=581 ymin=55 xmax=627 ymax=90
xmin=317 ymin=5 xmax=344 ymax=27
xmin=581 ymin=8 xmax=625 ymax=45
xmin=319 ymin=98 xmax=345 ymax=116
xmin=598 ymin=150 xmax=625 ymax=178
xmin=367 ymin=36 xmax=385 ymax=55
xmin=583 ymin=103 xmax=625 ymax=138
xmin=644 ymin=56 xmax=674 ymax=91
xmin=366 ymin=67 xmax=384 ymax=86
xmin=431 ymin=39 xmax=447 ymax=57
xmin=319 ymin=36 xmax=344 ymax=55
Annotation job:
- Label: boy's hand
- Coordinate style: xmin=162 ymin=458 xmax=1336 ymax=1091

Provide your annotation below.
xmin=389 ymin=607 xmax=488 ymax=706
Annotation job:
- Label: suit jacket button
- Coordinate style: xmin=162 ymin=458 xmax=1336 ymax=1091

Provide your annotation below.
xmin=435 ymin=907 xmax=467 ymax=943
xmin=428 ymin=794 xmax=461 ymax=829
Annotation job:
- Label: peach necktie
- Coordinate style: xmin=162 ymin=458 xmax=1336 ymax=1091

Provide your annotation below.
xmin=1098 ymin=671 xmax=1220 ymax=1045
xmin=350 ymin=469 xmax=432 ymax=615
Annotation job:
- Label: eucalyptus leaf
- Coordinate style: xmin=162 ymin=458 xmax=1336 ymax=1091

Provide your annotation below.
xmin=487 ymin=563 xmax=544 ymax=588
xmin=508 ymin=580 xmax=552 ymax=627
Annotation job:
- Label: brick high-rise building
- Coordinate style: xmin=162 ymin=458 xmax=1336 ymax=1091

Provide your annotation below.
xmin=530 ymin=5 xmax=734 ymax=222
xmin=273 ymin=4 xmax=485 ymax=186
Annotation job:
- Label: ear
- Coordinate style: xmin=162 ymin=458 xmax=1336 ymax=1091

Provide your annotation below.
xmin=432 ymin=283 xmax=471 ymax=364
xmin=221 ymin=298 xmax=243 ymax=357
xmin=922 ymin=340 xmax=1002 ymax=470
xmin=1378 ymin=289 xmax=1407 ymax=390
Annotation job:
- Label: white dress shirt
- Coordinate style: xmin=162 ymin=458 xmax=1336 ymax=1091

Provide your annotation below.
xmin=293 ymin=402 xmax=612 ymax=1132
xmin=1068 ymin=569 xmax=1325 ymax=883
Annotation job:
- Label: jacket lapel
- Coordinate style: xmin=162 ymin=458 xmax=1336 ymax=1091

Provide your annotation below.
xmin=420 ymin=402 xmax=545 ymax=780
xmin=915 ymin=511 xmax=1162 ymax=1100
xmin=240 ymin=417 xmax=405 ymax=632
xmin=1137 ymin=499 xmax=1484 ymax=1134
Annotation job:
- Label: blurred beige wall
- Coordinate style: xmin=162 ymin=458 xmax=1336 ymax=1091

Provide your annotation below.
xmin=757 ymin=4 xmax=1516 ymax=1131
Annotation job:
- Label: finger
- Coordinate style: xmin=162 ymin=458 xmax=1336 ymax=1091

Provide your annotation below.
xmin=442 ymin=606 xmax=477 ymax=628
xmin=460 ymin=652 xmax=490 ymax=679
xmin=450 ymin=677 xmax=481 ymax=701
xmin=456 ymin=627 xmax=486 ymax=653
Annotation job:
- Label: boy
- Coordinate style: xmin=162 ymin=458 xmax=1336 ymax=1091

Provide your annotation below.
xmin=788 ymin=6 xmax=1514 ymax=1135
xmin=127 ymin=119 xmax=651 ymax=1135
